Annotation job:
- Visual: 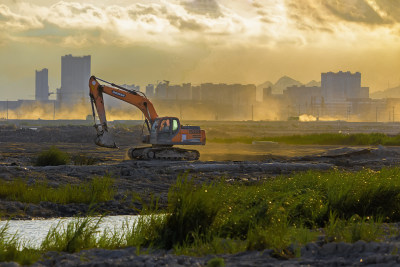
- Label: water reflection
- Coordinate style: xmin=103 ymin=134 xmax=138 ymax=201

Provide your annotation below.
xmin=0 ymin=215 xmax=138 ymax=248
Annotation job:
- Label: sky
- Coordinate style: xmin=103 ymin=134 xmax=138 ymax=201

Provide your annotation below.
xmin=0 ymin=0 xmax=399 ymax=100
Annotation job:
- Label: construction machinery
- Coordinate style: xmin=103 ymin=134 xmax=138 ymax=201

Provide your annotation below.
xmin=88 ymin=76 xmax=206 ymax=160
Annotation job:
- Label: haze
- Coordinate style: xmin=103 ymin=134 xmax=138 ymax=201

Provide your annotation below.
xmin=1 ymin=0 xmax=399 ymax=100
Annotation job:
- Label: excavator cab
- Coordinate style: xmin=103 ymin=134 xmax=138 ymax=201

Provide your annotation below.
xmin=149 ymin=117 xmax=180 ymax=144
xmin=146 ymin=117 xmax=205 ymax=147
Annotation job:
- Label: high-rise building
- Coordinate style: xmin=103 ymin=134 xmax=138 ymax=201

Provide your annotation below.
xmin=35 ymin=68 xmax=49 ymax=101
xmin=321 ymin=71 xmax=369 ymax=102
xmin=155 ymin=81 xmax=169 ymax=99
xmin=60 ymin=54 xmax=91 ymax=105
xmin=146 ymin=84 xmax=154 ymax=98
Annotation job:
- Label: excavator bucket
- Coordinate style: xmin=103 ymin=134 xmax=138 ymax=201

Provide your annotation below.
xmin=95 ymin=130 xmax=117 ymax=148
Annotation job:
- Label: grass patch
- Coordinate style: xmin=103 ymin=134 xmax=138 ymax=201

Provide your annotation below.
xmin=35 ymin=146 xmax=70 ymax=166
xmin=34 ymin=146 xmax=100 ymax=166
xmin=207 ymin=257 xmax=225 ymax=267
xmin=209 ymin=133 xmax=400 ymax=146
xmin=0 ymin=175 xmax=115 ymax=204
xmin=71 ymin=153 xmax=99 ymax=165
xmin=41 ymin=216 xmax=103 ymax=253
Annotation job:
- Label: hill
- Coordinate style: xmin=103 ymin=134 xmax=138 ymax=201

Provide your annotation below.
xmin=370 ymin=86 xmax=400 ymax=99
xmin=257 ymin=76 xmax=320 ymax=95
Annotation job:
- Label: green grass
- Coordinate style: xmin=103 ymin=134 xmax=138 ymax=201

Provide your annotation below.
xmin=131 ymin=168 xmax=400 ymax=256
xmin=34 ymin=146 xmax=100 ymax=166
xmin=209 ymin=133 xmax=400 ymax=146
xmin=0 ymin=175 xmax=115 ymax=204
xmin=70 ymin=153 xmax=99 ymax=165
xmin=3 ymin=168 xmax=400 ymax=264
xmin=35 ymin=146 xmax=70 ymax=166
xmin=207 ymin=257 xmax=225 ymax=267
xmin=41 ymin=216 xmax=104 ymax=253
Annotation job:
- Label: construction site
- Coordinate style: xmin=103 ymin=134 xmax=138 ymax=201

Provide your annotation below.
xmin=1 ymin=0 xmax=400 ymax=263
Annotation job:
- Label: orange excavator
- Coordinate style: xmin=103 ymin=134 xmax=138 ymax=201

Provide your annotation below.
xmin=89 ymin=76 xmax=206 ymax=160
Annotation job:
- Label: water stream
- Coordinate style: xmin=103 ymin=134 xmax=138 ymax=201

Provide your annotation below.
xmin=0 ymin=215 xmax=138 ymax=248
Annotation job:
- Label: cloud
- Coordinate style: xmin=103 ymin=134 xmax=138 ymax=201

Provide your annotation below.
xmin=324 ymin=0 xmax=386 ymax=24
xmin=0 ymin=0 xmax=398 ymax=49
xmin=183 ymin=0 xmax=221 ymax=17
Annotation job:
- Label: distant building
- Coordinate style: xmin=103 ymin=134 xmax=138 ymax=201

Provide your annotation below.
xmin=200 ymin=83 xmax=256 ymax=106
xmin=191 ymin=85 xmax=201 ymax=101
xmin=154 ymin=81 xmax=169 ymax=99
xmin=60 ymin=54 xmax=91 ymax=105
xmin=283 ymin=85 xmax=322 ymax=115
xmin=321 ymin=71 xmax=369 ymax=102
xmin=121 ymin=84 xmax=140 ymax=91
xmin=178 ymin=83 xmax=192 ymax=100
xmin=263 ymin=87 xmax=272 ymax=102
xmin=146 ymin=84 xmax=154 ymax=98
xmin=165 ymin=83 xmax=192 ymax=100
xmin=35 ymin=68 xmax=49 ymax=101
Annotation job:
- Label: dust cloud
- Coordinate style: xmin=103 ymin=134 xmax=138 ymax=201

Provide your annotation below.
xmin=2 ymin=99 xmax=400 ymax=123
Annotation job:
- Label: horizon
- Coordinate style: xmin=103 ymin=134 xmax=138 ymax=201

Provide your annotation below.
xmin=0 ymin=0 xmax=399 ymax=100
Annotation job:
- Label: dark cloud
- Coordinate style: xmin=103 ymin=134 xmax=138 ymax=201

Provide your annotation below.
xmin=287 ymin=1 xmax=328 ymax=31
xmin=251 ymin=1 xmax=273 ymax=24
xmin=286 ymin=0 xmax=400 ymax=34
xmin=183 ymin=0 xmax=221 ymax=17
xmin=252 ymin=2 xmax=262 ymax=9
xmin=324 ymin=0 xmax=387 ymax=24
xmin=127 ymin=4 xmax=160 ymax=20
xmin=375 ymin=0 xmax=400 ymax=22
xmin=167 ymin=14 xmax=205 ymax=31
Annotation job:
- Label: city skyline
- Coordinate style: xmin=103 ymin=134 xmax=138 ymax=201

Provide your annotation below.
xmin=0 ymin=0 xmax=399 ymax=100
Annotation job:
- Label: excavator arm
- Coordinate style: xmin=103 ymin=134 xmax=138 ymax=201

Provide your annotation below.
xmin=88 ymin=76 xmax=158 ymax=148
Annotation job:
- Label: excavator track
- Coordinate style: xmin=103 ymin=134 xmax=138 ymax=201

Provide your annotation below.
xmin=128 ymin=147 xmax=200 ymax=160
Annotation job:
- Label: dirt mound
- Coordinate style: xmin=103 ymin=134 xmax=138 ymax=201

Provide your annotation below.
xmin=0 ymin=125 xmax=142 ymax=145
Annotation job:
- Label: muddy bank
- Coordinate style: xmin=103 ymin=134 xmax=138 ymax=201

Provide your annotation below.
xmin=16 ymin=236 xmax=400 ymax=266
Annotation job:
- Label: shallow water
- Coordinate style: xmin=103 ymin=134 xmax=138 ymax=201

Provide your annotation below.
xmin=0 ymin=215 xmax=138 ymax=248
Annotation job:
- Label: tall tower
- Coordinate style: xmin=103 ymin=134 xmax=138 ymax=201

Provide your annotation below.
xmin=60 ymin=55 xmax=91 ymax=105
xmin=35 ymin=68 xmax=49 ymax=101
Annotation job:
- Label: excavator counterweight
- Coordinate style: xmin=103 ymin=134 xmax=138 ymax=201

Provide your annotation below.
xmin=88 ymin=76 xmax=206 ymax=160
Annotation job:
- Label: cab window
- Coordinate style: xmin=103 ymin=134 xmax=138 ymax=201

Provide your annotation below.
xmin=159 ymin=119 xmax=170 ymax=132
xmin=172 ymin=119 xmax=179 ymax=133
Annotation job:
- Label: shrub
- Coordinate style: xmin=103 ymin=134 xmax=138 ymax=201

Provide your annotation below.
xmin=71 ymin=153 xmax=99 ymax=165
xmin=159 ymin=175 xmax=221 ymax=249
xmin=35 ymin=146 xmax=69 ymax=166
xmin=207 ymin=257 xmax=225 ymax=267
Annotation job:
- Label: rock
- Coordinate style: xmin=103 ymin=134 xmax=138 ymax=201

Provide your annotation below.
xmin=301 ymin=242 xmax=319 ymax=257
xmin=350 ymin=240 xmax=366 ymax=253
xmin=0 ymin=262 xmax=20 ymax=267
xmin=319 ymin=242 xmax=337 ymax=256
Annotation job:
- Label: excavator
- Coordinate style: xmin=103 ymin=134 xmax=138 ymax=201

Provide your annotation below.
xmin=88 ymin=76 xmax=206 ymax=160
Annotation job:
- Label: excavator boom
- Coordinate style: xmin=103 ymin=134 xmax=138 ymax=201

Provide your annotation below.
xmin=89 ymin=76 xmax=158 ymax=148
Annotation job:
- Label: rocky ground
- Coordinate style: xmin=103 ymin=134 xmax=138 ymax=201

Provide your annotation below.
xmin=29 ymin=238 xmax=400 ymax=266
xmin=1 ymin=123 xmax=400 ymax=266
